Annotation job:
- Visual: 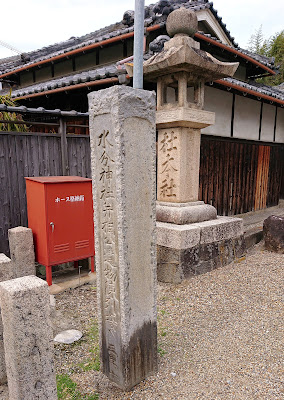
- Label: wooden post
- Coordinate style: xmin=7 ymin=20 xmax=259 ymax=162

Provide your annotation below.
xmin=59 ymin=118 xmax=69 ymax=176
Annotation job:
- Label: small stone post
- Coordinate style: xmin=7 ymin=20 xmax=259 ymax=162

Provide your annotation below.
xmin=0 ymin=254 xmax=14 ymax=384
xmin=88 ymin=85 xmax=157 ymax=390
xmin=8 ymin=226 xmax=36 ymax=277
xmin=0 ymin=276 xmax=57 ymax=400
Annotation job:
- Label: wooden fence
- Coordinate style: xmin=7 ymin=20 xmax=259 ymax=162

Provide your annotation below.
xmin=199 ymin=136 xmax=284 ymax=216
xmin=1 ymin=124 xmax=283 ymax=256
xmin=0 ymin=125 xmax=91 ymax=256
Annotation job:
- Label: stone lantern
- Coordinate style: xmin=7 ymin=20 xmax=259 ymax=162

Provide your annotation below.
xmin=142 ymin=7 xmax=245 ymax=283
xmin=143 ymin=7 xmax=244 ymax=283
xmin=144 ymin=7 xmax=238 ymax=208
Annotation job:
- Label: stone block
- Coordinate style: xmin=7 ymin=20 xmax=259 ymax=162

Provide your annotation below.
xmin=199 ymin=242 xmax=219 ymax=261
xmin=157 ymin=218 xmax=245 ymax=283
xmin=0 ymin=276 xmax=57 ymax=400
xmin=219 ymin=238 xmax=235 ymax=266
xmin=194 ymin=259 xmax=215 ymax=275
xmin=233 ymin=235 xmax=246 ymax=258
xmin=157 ymin=246 xmax=180 ymax=264
xmin=89 ymin=86 xmax=157 ymax=390
xmin=0 ymin=254 xmax=14 ymax=282
xmin=263 ymin=215 xmax=284 ymax=253
xmin=0 ymin=253 xmax=15 ymax=385
xmin=8 ymin=227 xmax=36 ymax=278
xmin=157 ymin=221 xmax=200 ymax=249
xmin=0 ymin=338 xmax=5 ymax=385
xmin=181 ymin=245 xmax=200 ymax=267
xmin=157 ymin=261 xmax=184 ymax=284
xmin=196 ymin=217 xmax=243 ymax=245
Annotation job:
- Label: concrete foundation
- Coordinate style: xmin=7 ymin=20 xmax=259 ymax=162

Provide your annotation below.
xmin=157 ymin=217 xmax=245 ymax=283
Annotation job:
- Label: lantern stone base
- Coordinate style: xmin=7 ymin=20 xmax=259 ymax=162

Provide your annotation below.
xmin=157 ymin=217 xmax=245 ymax=284
xmin=156 ymin=201 xmax=217 ymax=225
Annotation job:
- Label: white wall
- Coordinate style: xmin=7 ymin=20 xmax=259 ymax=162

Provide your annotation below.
xmin=260 ymin=103 xmax=275 ymax=142
xmin=202 ymin=85 xmax=233 ymax=137
xmin=275 ymin=107 xmax=284 ymax=143
xmin=233 ymin=95 xmax=261 ymax=140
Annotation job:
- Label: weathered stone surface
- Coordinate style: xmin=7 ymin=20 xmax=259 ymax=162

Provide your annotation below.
xmin=143 ymin=33 xmax=239 ymax=82
xmin=0 ymin=254 xmax=15 ymax=385
xmin=54 ymin=330 xmax=83 ymax=344
xmin=88 ymin=86 xmax=157 ymax=390
xmin=196 ymin=217 xmax=243 ymax=245
xmin=156 ymin=107 xmax=215 ymax=129
xmin=263 ymin=215 xmax=284 ymax=253
xmin=157 ymin=232 xmax=246 ymax=283
xmin=166 ymin=7 xmax=198 ymax=38
xmin=156 ymin=202 xmax=217 ymax=224
xmin=0 ymin=276 xmax=57 ymax=400
xmin=8 ymin=226 xmax=36 ymax=278
xmin=157 ymin=127 xmax=203 ymax=203
xmin=157 ymin=221 xmax=200 ymax=249
xmin=0 ymin=254 xmax=14 ymax=282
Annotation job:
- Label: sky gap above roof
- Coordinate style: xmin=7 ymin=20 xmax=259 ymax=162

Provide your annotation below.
xmin=0 ymin=0 xmax=277 ymax=78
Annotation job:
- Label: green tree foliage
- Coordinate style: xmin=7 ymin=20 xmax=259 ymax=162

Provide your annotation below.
xmin=248 ymin=26 xmax=265 ymax=54
xmin=248 ymin=27 xmax=284 ymax=86
xmin=0 ymin=92 xmax=28 ymax=132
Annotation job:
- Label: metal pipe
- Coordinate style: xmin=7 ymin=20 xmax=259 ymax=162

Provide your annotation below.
xmin=133 ymin=0 xmax=145 ymax=89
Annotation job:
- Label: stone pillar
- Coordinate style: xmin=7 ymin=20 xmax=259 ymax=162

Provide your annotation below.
xmin=8 ymin=226 xmax=36 ymax=277
xmin=88 ymin=85 xmax=157 ymax=390
xmin=0 ymin=276 xmax=57 ymax=400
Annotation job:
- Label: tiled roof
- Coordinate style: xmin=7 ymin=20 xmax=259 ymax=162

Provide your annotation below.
xmin=275 ymin=82 xmax=284 ymax=91
xmin=0 ymin=0 xmax=239 ymax=76
xmin=11 ymin=57 xmax=284 ymax=105
xmin=196 ymin=32 xmax=275 ymax=70
xmin=220 ymin=77 xmax=284 ymax=102
xmin=0 ymin=0 xmax=277 ymax=81
xmin=0 ymin=103 xmax=88 ymax=117
xmin=11 ymin=64 xmax=128 ymax=98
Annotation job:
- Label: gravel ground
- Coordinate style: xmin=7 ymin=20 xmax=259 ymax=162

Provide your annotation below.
xmin=0 ymin=241 xmax=283 ymax=399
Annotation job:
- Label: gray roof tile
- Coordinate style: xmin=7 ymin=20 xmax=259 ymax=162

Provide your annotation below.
xmin=0 ymin=0 xmax=238 ymax=76
xmin=221 ymin=77 xmax=284 ymax=101
xmin=0 ymin=0 xmax=277 ymax=79
xmin=0 ymin=104 xmax=88 ymax=117
xmin=11 ymin=64 xmax=127 ymax=98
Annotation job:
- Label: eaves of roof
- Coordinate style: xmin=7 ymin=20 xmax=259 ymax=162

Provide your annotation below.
xmin=215 ymin=78 xmax=284 ymax=105
xmin=1 ymin=27 xmax=276 ymax=85
xmin=0 ymin=1 xmax=276 ymax=79
xmin=12 ymin=62 xmax=284 ymax=106
xmin=195 ymin=32 xmax=276 ymax=74
xmin=0 ymin=103 xmax=88 ymax=117
xmin=12 ymin=64 xmax=127 ymax=100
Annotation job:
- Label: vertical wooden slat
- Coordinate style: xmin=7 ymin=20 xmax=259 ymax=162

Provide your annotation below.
xmin=254 ymin=146 xmax=264 ymax=211
xmin=222 ymin=141 xmax=230 ymax=216
xmin=60 ymin=118 xmax=69 ymax=176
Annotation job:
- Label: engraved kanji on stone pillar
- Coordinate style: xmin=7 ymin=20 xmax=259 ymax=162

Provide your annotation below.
xmin=88 ymin=85 xmax=157 ymax=391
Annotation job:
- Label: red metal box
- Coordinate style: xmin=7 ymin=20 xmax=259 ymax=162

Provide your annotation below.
xmin=25 ymin=176 xmax=95 ymax=278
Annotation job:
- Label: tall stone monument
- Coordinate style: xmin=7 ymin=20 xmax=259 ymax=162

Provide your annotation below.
xmin=88 ymin=85 xmax=157 ymax=390
xmin=142 ymin=7 xmax=245 ymax=282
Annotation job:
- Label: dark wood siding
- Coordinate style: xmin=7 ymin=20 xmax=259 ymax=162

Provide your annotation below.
xmin=1 ymin=130 xmax=283 ymax=256
xmin=0 ymin=131 xmax=91 ymax=256
xmin=199 ymin=136 xmax=284 ymax=215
